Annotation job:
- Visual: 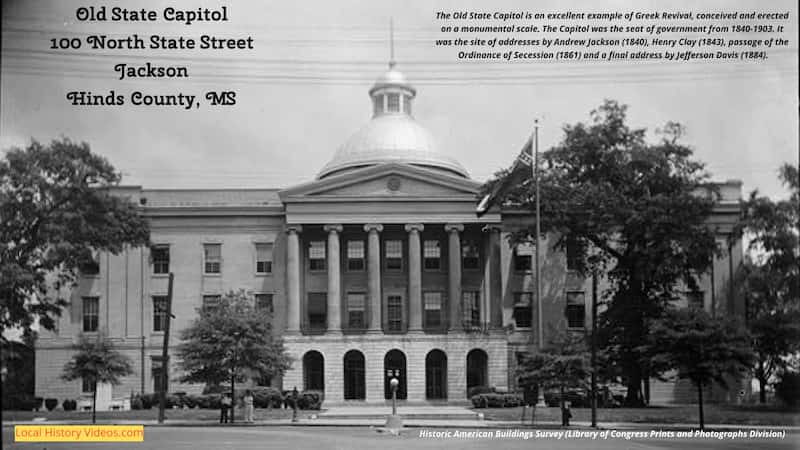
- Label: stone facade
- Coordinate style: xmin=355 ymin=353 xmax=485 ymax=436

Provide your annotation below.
xmin=33 ymin=64 xmax=745 ymax=406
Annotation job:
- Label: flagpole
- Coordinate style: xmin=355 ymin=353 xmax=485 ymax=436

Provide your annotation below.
xmin=534 ymin=119 xmax=543 ymax=350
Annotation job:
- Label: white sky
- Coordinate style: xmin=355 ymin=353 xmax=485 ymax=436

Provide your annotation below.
xmin=1 ymin=0 xmax=797 ymax=199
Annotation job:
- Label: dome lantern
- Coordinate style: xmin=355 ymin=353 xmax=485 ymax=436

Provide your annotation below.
xmin=316 ymin=21 xmax=469 ymax=180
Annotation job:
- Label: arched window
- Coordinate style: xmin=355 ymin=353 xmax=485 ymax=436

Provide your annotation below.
xmin=425 ymin=350 xmax=447 ymax=399
xmin=302 ymin=351 xmax=324 ymax=391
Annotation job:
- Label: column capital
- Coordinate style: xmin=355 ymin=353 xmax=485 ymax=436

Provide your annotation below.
xmin=363 ymin=223 xmax=384 ymax=233
xmin=481 ymin=225 xmax=502 ymax=234
xmin=323 ymin=224 xmax=343 ymax=234
xmin=286 ymin=224 xmax=303 ymax=234
xmin=404 ymin=223 xmax=424 ymax=233
xmin=444 ymin=223 xmax=464 ymax=233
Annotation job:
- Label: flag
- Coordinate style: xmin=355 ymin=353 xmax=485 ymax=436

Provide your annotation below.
xmin=476 ymin=137 xmax=533 ymax=216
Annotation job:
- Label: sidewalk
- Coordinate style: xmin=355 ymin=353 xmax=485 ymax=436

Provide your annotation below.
xmin=4 ymin=417 xmax=799 ymax=431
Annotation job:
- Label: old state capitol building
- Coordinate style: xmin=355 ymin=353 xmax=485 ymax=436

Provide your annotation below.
xmin=34 ymin=63 xmax=744 ymax=405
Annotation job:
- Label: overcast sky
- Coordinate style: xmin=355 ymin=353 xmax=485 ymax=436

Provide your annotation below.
xmin=1 ymin=0 xmax=797 ymax=199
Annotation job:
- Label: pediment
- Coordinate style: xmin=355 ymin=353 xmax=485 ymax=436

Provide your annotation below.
xmin=279 ymin=163 xmax=481 ymax=201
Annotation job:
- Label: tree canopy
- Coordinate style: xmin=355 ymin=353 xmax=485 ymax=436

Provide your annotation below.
xmin=482 ymin=100 xmax=720 ymax=405
xmin=737 ymin=163 xmax=800 ymax=401
xmin=645 ymin=308 xmax=753 ymax=428
xmin=177 ymin=289 xmax=291 ymax=390
xmin=1 ymin=138 xmax=150 ymax=338
xmin=61 ymin=333 xmax=133 ymax=423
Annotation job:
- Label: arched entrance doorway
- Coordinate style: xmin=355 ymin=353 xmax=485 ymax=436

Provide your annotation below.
xmin=343 ymin=350 xmax=365 ymax=400
xmin=384 ymin=349 xmax=407 ymax=400
xmin=302 ymin=351 xmax=324 ymax=391
xmin=466 ymin=349 xmax=488 ymax=397
xmin=425 ymin=349 xmax=447 ymax=400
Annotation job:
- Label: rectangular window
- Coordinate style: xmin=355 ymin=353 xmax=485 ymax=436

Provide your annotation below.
xmin=514 ymin=243 xmax=534 ymax=272
xmin=423 ymin=292 xmax=443 ymax=328
xmin=423 ymin=240 xmax=441 ymax=270
xmin=82 ymin=376 xmax=96 ymax=393
xmin=82 ymin=296 xmax=99 ymax=332
xmin=202 ymin=295 xmax=221 ymax=313
xmin=387 ymin=93 xmax=400 ymax=112
xmin=462 ymin=239 xmax=480 ymax=270
xmin=404 ymin=95 xmax=412 ymax=115
xmin=513 ymin=292 xmax=533 ymax=328
xmin=255 ymin=243 xmax=273 ymax=274
xmin=203 ymin=244 xmax=221 ymax=274
xmin=387 ymin=295 xmax=403 ymax=332
xmin=309 ymin=241 xmax=326 ymax=271
xmin=385 ymin=240 xmax=403 ymax=271
xmin=566 ymin=236 xmax=581 ymax=271
xmin=152 ymin=246 xmax=169 ymax=274
xmin=151 ymin=356 xmax=167 ymax=393
xmin=152 ymin=295 xmax=168 ymax=332
xmin=347 ymin=292 xmax=366 ymax=329
xmin=686 ymin=291 xmax=704 ymax=309
xmin=566 ymin=291 xmax=586 ymax=329
xmin=307 ymin=292 xmax=327 ymax=331
xmin=462 ymin=291 xmax=480 ymax=327
xmin=347 ymin=241 xmax=365 ymax=271
xmin=80 ymin=255 xmax=100 ymax=276
xmin=255 ymin=293 xmax=274 ymax=314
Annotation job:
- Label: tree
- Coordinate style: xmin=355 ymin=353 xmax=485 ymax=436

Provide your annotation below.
xmin=1 ymin=138 xmax=150 ymax=338
xmin=517 ymin=328 xmax=590 ymax=425
xmin=645 ymin=308 xmax=753 ymax=429
xmin=61 ymin=333 xmax=133 ymax=423
xmin=177 ymin=290 xmax=291 ymax=422
xmin=737 ymin=163 xmax=800 ymax=402
xmin=481 ymin=101 xmax=719 ymax=405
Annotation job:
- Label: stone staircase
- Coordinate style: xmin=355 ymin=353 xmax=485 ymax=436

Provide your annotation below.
xmin=317 ymin=405 xmax=480 ymax=421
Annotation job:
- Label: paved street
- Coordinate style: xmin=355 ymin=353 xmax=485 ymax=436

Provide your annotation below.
xmin=4 ymin=426 xmax=799 ymax=450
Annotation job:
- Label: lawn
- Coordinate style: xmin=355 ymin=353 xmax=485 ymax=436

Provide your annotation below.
xmin=1 ymin=407 xmax=307 ymax=423
xmin=476 ymin=403 xmax=800 ymax=426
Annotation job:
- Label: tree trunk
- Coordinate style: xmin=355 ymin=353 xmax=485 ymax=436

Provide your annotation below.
xmin=625 ymin=369 xmax=645 ymax=407
xmin=92 ymin=387 xmax=97 ymax=424
xmin=758 ymin=376 xmax=767 ymax=404
xmin=697 ymin=381 xmax=704 ymax=430
xmin=560 ymin=384 xmax=566 ymax=426
xmin=230 ymin=375 xmax=235 ymax=424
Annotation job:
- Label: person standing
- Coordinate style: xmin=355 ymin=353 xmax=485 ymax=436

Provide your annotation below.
xmin=220 ymin=393 xmax=232 ymax=424
xmin=243 ymin=390 xmax=255 ymax=423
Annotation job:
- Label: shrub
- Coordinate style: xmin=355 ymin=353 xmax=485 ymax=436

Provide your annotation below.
xmin=252 ymin=387 xmax=283 ymax=408
xmin=775 ymin=371 xmax=800 ymax=408
xmin=195 ymin=394 xmax=222 ymax=409
xmin=45 ymin=398 xmax=58 ymax=411
xmin=182 ymin=394 xmax=199 ymax=409
xmin=471 ymin=393 xmax=523 ymax=408
xmin=131 ymin=396 xmax=143 ymax=410
xmin=33 ymin=397 xmax=44 ymax=411
xmin=62 ymin=399 xmax=77 ymax=411
xmin=297 ymin=390 xmax=324 ymax=410
xmin=202 ymin=384 xmax=225 ymax=394
xmin=467 ymin=385 xmax=494 ymax=398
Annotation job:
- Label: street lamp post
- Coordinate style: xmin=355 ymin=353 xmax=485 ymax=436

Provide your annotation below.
xmin=385 ymin=374 xmax=403 ymax=432
xmin=391 ymin=377 xmax=398 ymax=415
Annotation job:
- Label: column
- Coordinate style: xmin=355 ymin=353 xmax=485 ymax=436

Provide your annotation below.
xmin=445 ymin=223 xmax=463 ymax=332
xmin=324 ymin=224 xmax=343 ymax=332
xmin=364 ymin=224 xmax=383 ymax=332
xmin=405 ymin=223 xmax=424 ymax=331
xmin=484 ymin=226 xmax=502 ymax=329
xmin=286 ymin=225 xmax=302 ymax=333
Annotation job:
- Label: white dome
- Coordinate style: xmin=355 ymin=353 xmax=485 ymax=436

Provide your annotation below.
xmin=317 ymin=64 xmax=469 ymax=179
xmin=317 ymin=115 xmax=469 ymax=179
